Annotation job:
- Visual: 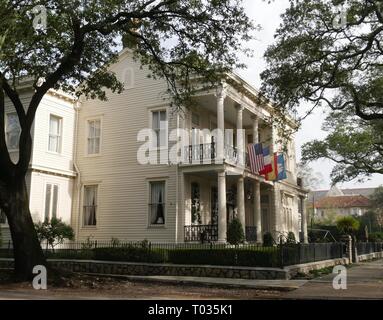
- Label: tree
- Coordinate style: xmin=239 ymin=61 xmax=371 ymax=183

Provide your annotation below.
xmin=297 ymin=162 xmax=324 ymax=190
xmin=261 ymin=0 xmax=383 ymax=124
xmin=0 ymin=0 xmax=255 ymax=279
xmin=301 ymin=111 xmax=383 ymax=184
xmin=35 ymin=218 xmax=75 ymax=251
xmin=336 ymin=216 xmax=360 ymax=236
xmin=227 ymin=218 xmax=245 ymax=245
xmin=370 ymin=186 xmax=383 ymax=230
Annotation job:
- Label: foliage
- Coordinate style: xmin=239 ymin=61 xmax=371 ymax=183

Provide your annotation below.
xmin=227 ymin=218 xmax=245 ymax=245
xmin=167 ymin=248 xmax=280 ymax=268
xmin=286 ymin=232 xmax=297 ymax=245
xmin=296 ymin=163 xmax=324 ymax=190
xmin=263 ymin=232 xmax=275 ymax=247
xmin=369 ymin=232 xmax=383 ymax=242
xmin=309 ymin=224 xmax=341 ymax=242
xmin=336 ymin=216 xmax=360 ymax=235
xmin=35 ymin=218 xmax=75 ymax=250
xmin=81 ymin=236 xmax=96 ymax=249
xmin=94 ymin=246 xmax=164 ymax=263
xmin=302 ymin=112 xmax=383 ymax=184
xmin=261 ymin=0 xmax=383 ymax=123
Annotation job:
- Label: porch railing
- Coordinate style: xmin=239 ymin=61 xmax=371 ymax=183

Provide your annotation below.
xmin=184 ymin=224 xmax=218 ymax=242
xmin=183 ymin=142 xmax=248 ymax=166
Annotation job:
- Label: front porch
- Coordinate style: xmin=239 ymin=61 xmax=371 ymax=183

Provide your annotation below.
xmin=181 ymin=169 xmax=274 ymax=244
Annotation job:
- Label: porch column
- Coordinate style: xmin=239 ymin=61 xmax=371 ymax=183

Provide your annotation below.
xmin=237 ymin=176 xmax=246 ymax=236
xmin=236 ymin=104 xmax=244 ymax=166
xmin=252 ymin=116 xmax=263 ymax=244
xmin=252 ymin=115 xmax=259 ymax=144
xmin=301 ymin=197 xmax=309 ymax=243
xmin=216 ymin=84 xmax=226 ymax=163
xmin=254 ymin=181 xmax=262 ymax=244
xmin=218 ymin=170 xmax=227 ymax=243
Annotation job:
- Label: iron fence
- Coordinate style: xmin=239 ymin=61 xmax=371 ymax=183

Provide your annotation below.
xmin=184 ymin=224 xmax=218 ymax=242
xmin=356 ymin=242 xmax=383 ymax=255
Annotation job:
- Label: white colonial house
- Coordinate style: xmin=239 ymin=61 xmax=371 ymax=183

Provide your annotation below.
xmin=1 ymin=49 xmax=309 ymax=245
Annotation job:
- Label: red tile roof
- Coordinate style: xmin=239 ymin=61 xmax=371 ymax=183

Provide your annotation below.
xmin=315 ymin=195 xmax=371 ymax=209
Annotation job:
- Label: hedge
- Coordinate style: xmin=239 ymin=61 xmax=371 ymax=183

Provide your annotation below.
xmin=93 ymin=247 xmax=165 ymax=263
xmin=167 ymin=248 xmax=280 ymax=267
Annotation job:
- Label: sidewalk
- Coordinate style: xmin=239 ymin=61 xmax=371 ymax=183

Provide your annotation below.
xmin=85 ymin=273 xmax=308 ymax=292
xmin=283 ymin=259 xmax=383 ymax=299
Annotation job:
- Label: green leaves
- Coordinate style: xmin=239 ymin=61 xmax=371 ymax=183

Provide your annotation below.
xmin=301 ymin=112 xmax=383 ymax=184
xmin=261 ymin=0 xmax=383 ymax=122
xmin=35 ymin=217 xmax=75 ymax=250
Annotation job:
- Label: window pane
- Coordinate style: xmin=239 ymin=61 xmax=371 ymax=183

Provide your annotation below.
xmin=50 ymin=116 xmax=60 ymax=135
xmin=52 ymin=185 xmax=58 ymax=219
xmin=45 ymin=184 xmax=52 ymax=220
xmin=87 ymin=120 xmax=101 ymax=154
xmin=152 ymin=112 xmax=159 ymax=130
xmin=6 ymin=113 xmax=20 ymax=149
xmin=84 ymin=186 xmax=97 ymax=226
xmin=150 ymin=181 xmax=165 ymax=225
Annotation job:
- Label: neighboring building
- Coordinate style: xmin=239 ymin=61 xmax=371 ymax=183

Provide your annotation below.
xmin=1 ymin=48 xmax=309 ymax=245
xmin=309 ymin=186 xmax=374 ymax=220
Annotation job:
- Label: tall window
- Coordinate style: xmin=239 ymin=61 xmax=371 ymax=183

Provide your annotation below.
xmin=0 ymin=209 xmax=6 ymax=224
xmin=6 ymin=113 xmax=21 ymax=150
xmin=48 ymin=115 xmax=62 ymax=153
xmin=282 ymin=194 xmax=293 ymax=231
xmin=44 ymin=184 xmax=59 ymax=220
xmin=83 ymin=185 xmax=97 ymax=226
xmin=191 ymin=182 xmax=202 ymax=225
xmin=87 ymin=119 xmax=101 ymax=155
xmin=149 ymin=181 xmax=165 ymax=225
xmin=152 ymin=110 xmax=167 ymax=148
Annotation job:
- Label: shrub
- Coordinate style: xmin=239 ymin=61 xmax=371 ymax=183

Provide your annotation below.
xmin=286 ymin=232 xmax=297 ymax=244
xmin=35 ymin=218 xmax=75 ymax=250
xmin=93 ymin=246 xmax=164 ymax=263
xmin=46 ymin=249 xmax=94 ymax=260
xmin=227 ymin=218 xmax=245 ymax=245
xmin=369 ymin=232 xmax=383 ymax=242
xmin=263 ymin=232 xmax=275 ymax=247
xmin=336 ymin=216 xmax=360 ymax=235
xmin=167 ymin=248 xmax=280 ymax=267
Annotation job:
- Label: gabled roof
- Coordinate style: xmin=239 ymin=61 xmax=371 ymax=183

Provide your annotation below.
xmin=308 ymin=187 xmax=377 ymax=202
xmin=315 ymin=195 xmax=371 ymax=209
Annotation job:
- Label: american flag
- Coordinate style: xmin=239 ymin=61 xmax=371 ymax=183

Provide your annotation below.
xmin=247 ymin=143 xmax=265 ymax=174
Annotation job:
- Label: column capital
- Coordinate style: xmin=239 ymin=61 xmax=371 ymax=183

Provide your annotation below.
xmin=235 ymin=103 xmax=244 ymax=112
xmin=218 ymin=170 xmax=226 ymax=177
xmin=215 ymin=83 xmax=228 ymax=99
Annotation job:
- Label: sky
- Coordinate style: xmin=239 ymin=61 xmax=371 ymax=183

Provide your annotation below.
xmin=236 ymin=0 xmax=383 ymax=190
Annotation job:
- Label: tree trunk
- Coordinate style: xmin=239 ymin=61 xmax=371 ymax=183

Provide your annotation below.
xmin=3 ymin=179 xmax=46 ymax=281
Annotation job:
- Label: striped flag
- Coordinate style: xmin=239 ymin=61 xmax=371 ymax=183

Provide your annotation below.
xmin=247 ymin=143 xmax=265 ymax=174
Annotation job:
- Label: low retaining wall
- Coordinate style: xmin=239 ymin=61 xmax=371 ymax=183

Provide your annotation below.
xmin=284 ymin=257 xmax=350 ymax=278
xmin=0 ymin=258 xmax=288 ymax=280
xmin=357 ymin=251 xmax=383 ymax=262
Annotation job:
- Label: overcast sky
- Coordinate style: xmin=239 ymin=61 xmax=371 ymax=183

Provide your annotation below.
xmin=236 ymin=0 xmax=383 ymax=190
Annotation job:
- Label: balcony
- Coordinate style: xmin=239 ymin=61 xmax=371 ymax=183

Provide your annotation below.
xmin=183 ymin=141 xmax=245 ymax=167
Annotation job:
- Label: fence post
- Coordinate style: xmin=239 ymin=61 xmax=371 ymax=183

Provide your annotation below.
xmin=95 ymin=240 xmax=98 ymax=249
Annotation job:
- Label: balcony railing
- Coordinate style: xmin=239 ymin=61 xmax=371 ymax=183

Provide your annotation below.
xmin=183 ymin=142 xmax=246 ymax=166
xmin=184 ymin=224 xmax=218 ymax=242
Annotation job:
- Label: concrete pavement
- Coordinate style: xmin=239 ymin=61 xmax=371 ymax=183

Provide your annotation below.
xmin=283 ymin=259 xmax=383 ymax=299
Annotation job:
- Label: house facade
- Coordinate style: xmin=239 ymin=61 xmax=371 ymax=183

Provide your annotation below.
xmin=1 ymin=49 xmax=309 ymax=245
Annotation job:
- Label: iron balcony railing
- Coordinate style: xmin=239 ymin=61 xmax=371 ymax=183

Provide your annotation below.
xmin=184 ymin=224 xmax=219 ymax=242
xmin=183 ymin=142 xmax=247 ymax=166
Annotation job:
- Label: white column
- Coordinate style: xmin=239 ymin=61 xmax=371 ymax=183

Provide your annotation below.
xmin=252 ymin=115 xmax=262 ymax=243
xmin=216 ymin=85 xmax=226 ymax=163
xmin=301 ymin=197 xmax=308 ymax=244
xmin=218 ymin=171 xmax=227 ymax=243
xmin=236 ymin=104 xmax=244 ymax=166
xmin=252 ymin=116 xmax=259 ymax=144
xmin=237 ymin=176 xmax=246 ymax=236
xmin=254 ymin=180 xmax=262 ymax=244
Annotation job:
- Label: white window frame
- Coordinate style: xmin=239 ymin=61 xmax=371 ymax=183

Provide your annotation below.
xmin=85 ymin=117 xmax=103 ymax=156
xmin=82 ymin=184 xmax=98 ymax=227
xmin=148 ymin=179 xmax=167 ymax=228
xmin=149 ymin=108 xmax=168 ymax=150
xmin=48 ymin=114 xmax=62 ymax=154
xmin=44 ymin=183 xmax=59 ymax=221
xmin=5 ymin=112 xmax=21 ymax=151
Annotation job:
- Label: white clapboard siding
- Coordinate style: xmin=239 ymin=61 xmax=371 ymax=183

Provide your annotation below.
xmin=72 ymin=50 xmax=179 ymax=242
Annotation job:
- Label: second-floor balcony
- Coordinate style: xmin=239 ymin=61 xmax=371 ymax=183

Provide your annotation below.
xmin=182 ymin=140 xmax=246 ymax=167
